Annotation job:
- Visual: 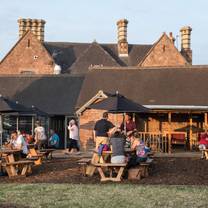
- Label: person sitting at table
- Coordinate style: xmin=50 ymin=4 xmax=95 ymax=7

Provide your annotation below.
xmin=109 ymin=127 xmax=126 ymax=164
xmin=48 ymin=129 xmax=60 ymax=149
xmin=126 ymin=130 xmax=140 ymax=151
xmin=127 ymin=135 xmax=150 ymax=168
xmin=10 ymin=131 xmax=29 ymax=158
xmin=120 ymin=113 xmax=136 ymax=134
xmin=199 ymin=132 xmax=208 ymax=159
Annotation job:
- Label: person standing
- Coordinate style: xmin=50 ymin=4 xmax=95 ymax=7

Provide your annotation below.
xmin=34 ymin=120 xmax=47 ymax=150
xmin=68 ymin=119 xmax=79 ymax=153
xmin=93 ymin=112 xmax=115 ymax=150
xmin=120 ymin=113 xmax=136 ymax=134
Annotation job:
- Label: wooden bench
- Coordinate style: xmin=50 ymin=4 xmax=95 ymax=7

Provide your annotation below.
xmin=77 ymin=158 xmax=92 ymax=176
xmin=128 ymin=168 xmax=142 ymax=180
xmin=139 ymin=158 xmax=154 ymax=178
xmin=201 ymin=149 xmax=208 ymax=160
xmin=1 ymin=158 xmax=34 ymax=178
xmin=92 ymin=163 xmax=127 ymax=182
xmin=39 ymin=149 xmax=55 ymax=160
xmin=27 ymin=148 xmax=45 ymax=165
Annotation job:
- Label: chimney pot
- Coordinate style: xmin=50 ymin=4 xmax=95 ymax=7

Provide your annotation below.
xmin=180 ymin=26 xmax=192 ymax=64
xmin=18 ymin=18 xmax=46 ymax=42
xmin=117 ymin=19 xmax=128 ymax=57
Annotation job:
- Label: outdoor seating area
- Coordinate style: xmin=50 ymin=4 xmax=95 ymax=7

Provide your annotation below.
xmin=77 ymin=141 xmax=154 ymax=182
xmin=1 ymin=2 xmax=208 ymax=206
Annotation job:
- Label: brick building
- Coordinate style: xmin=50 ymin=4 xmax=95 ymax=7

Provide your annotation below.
xmin=0 ymin=18 xmax=207 ymax=151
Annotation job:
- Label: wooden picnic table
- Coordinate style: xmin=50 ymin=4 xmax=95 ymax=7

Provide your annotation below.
xmin=93 ymin=162 xmax=127 ymax=182
xmin=96 ymin=148 xmax=135 ymax=163
xmin=0 ymin=148 xmax=33 ymax=177
xmin=90 ymin=148 xmax=135 ymax=182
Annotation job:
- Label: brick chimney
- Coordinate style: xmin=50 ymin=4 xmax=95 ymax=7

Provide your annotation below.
xmin=180 ymin=26 xmax=192 ymax=64
xmin=117 ymin=19 xmax=128 ymax=57
xmin=18 ymin=18 xmax=46 ymax=42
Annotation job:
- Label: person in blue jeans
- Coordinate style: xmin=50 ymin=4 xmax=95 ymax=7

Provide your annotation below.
xmin=48 ymin=129 xmax=60 ymax=148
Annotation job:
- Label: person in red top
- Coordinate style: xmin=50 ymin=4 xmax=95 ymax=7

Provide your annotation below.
xmin=199 ymin=132 xmax=208 ymax=159
xmin=120 ymin=113 xmax=136 ymax=134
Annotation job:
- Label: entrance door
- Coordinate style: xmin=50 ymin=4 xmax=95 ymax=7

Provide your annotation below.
xmin=50 ymin=116 xmax=65 ymax=149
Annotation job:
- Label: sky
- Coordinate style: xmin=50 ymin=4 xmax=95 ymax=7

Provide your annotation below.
xmin=0 ymin=0 xmax=208 ymax=64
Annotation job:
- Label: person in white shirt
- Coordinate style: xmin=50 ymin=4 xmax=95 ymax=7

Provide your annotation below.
xmin=11 ymin=131 xmax=28 ymax=158
xmin=34 ymin=121 xmax=47 ymax=150
xmin=68 ymin=119 xmax=79 ymax=153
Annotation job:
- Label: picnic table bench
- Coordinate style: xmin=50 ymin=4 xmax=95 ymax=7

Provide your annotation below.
xmin=128 ymin=158 xmax=154 ymax=180
xmin=201 ymin=149 xmax=208 ymax=160
xmin=39 ymin=149 xmax=55 ymax=159
xmin=27 ymin=148 xmax=55 ymax=165
xmin=77 ymin=158 xmax=92 ymax=176
xmin=92 ymin=162 xmax=127 ymax=182
xmin=27 ymin=148 xmax=44 ymax=165
xmin=1 ymin=160 xmax=34 ymax=177
xmin=140 ymin=158 xmax=153 ymax=177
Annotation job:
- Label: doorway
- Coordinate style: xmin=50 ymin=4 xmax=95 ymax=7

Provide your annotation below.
xmin=50 ymin=116 xmax=65 ymax=149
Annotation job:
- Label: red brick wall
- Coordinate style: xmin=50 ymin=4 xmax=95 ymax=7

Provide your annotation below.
xmin=140 ymin=34 xmax=188 ymax=67
xmin=0 ymin=31 xmax=54 ymax=74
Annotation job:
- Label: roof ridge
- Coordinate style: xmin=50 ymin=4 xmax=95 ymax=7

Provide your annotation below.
xmin=88 ymin=65 xmax=208 ymax=71
xmin=70 ymin=42 xmax=119 ymax=70
xmin=0 ymin=30 xmax=31 ymax=65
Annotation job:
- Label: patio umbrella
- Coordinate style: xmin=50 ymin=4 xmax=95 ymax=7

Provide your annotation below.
xmin=89 ymin=92 xmax=149 ymax=133
xmin=0 ymin=95 xmax=29 ymax=148
xmin=89 ymin=92 xmax=149 ymax=113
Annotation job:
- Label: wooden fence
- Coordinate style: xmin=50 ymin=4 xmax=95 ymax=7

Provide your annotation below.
xmin=137 ymin=131 xmax=188 ymax=153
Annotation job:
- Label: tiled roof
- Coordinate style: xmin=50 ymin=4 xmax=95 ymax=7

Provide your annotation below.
xmin=0 ymin=75 xmax=84 ymax=115
xmin=76 ymin=66 xmax=208 ymax=108
xmin=44 ymin=42 xmax=152 ymax=74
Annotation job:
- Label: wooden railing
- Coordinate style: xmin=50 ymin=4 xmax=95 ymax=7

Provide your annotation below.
xmin=137 ymin=131 xmax=188 ymax=153
xmin=137 ymin=132 xmax=168 ymax=153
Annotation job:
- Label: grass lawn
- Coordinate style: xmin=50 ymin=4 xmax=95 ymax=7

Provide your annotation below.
xmin=0 ymin=184 xmax=208 ymax=208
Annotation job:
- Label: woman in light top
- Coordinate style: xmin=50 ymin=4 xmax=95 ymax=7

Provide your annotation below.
xmin=68 ymin=119 xmax=79 ymax=153
xmin=11 ymin=131 xmax=28 ymax=158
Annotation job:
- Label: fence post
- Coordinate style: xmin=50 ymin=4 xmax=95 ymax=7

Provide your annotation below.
xmin=168 ymin=112 xmax=172 ymax=154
